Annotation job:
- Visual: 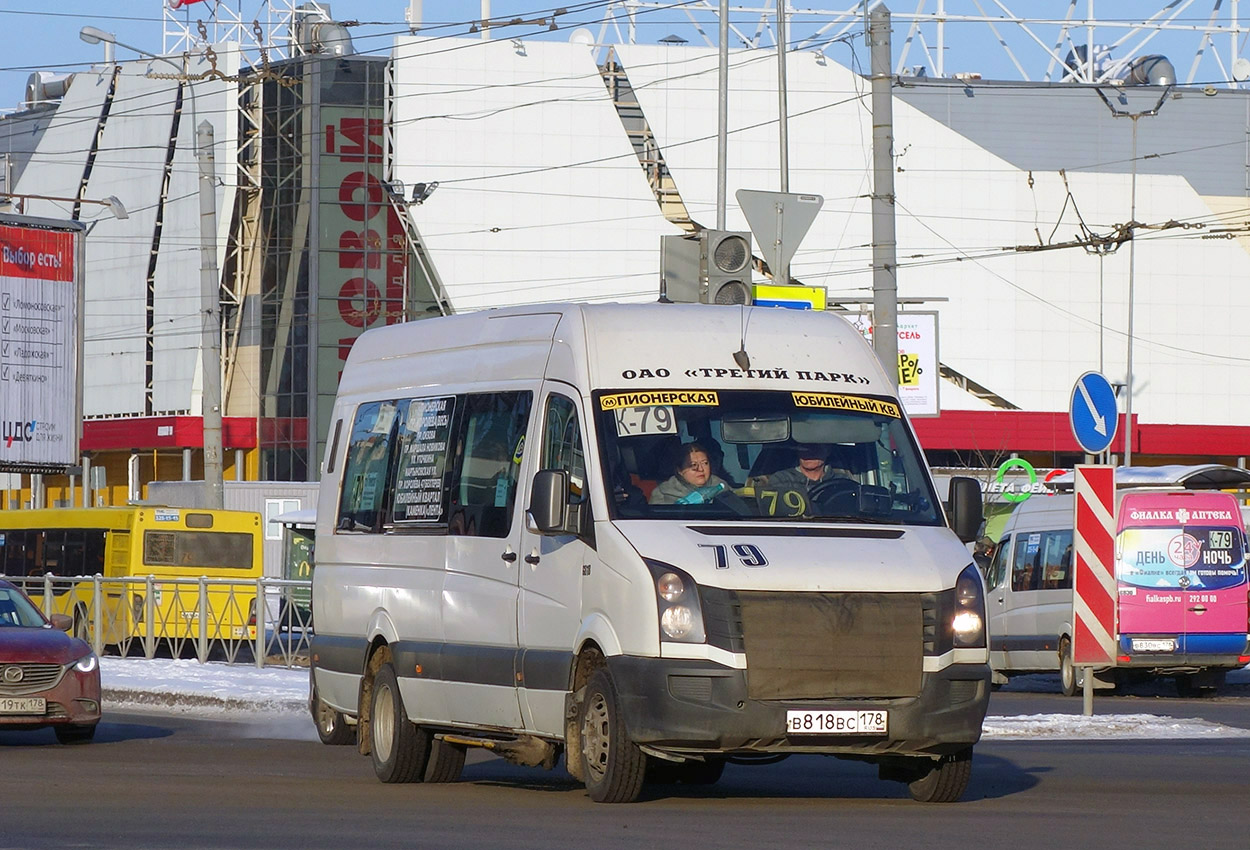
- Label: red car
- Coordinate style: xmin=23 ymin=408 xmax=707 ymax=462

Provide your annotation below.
xmin=0 ymin=578 xmax=101 ymax=743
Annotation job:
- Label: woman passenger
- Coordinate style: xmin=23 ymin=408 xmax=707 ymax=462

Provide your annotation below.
xmin=649 ymin=442 xmax=731 ymax=505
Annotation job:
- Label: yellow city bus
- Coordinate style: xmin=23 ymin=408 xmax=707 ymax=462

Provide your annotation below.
xmin=0 ymin=507 xmax=263 ymax=647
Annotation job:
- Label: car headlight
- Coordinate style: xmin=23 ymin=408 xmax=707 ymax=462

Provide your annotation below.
xmin=645 ymin=560 xmax=707 ymax=644
xmin=952 ymin=564 xmax=986 ymax=648
xmin=73 ymin=652 xmax=99 ymax=674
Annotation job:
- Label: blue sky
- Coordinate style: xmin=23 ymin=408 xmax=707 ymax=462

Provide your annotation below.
xmin=0 ymin=1 xmax=1243 ymax=111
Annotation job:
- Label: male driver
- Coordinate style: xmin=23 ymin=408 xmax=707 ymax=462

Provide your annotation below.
xmin=765 ymin=444 xmax=854 ymax=495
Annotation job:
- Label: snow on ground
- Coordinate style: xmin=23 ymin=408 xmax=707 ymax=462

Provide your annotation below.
xmin=99 ymin=658 xmax=1250 ymax=740
xmin=102 ymin=657 xmax=308 ymax=715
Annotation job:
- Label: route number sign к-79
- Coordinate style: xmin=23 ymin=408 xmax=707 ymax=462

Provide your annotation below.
xmin=613 ymin=405 xmax=677 ymax=436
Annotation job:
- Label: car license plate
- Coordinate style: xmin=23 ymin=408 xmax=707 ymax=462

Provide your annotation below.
xmin=786 ymin=710 xmax=887 ymax=736
xmin=0 ymin=697 xmax=46 ymax=715
xmin=1131 ymin=638 xmax=1176 ymax=652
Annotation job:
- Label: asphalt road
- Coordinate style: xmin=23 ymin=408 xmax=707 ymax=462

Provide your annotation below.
xmin=3 ymin=683 xmax=1250 ymax=850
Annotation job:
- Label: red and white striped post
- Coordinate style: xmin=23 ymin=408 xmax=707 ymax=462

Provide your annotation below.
xmin=1073 ymin=465 xmax=1117 ymax=714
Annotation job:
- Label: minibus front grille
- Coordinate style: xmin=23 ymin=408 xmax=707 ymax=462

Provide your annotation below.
xmin=698 ymin=586 xmax=745 ymax=653
xmin=922 ymin=589 xmax=955 ymax=656
xmin=735 ymin=591 xmax=923 ymax=700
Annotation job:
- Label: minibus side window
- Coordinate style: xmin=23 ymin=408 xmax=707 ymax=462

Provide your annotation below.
xmin=1012 ymin=533 xmax=1043 ymax=592
xmin=338 ymin=401 xmax=400 ymax=532
xmin=1040 ymin=530 xmax=1073 ymax=589
xmin=390 ymin=396 xmax=457 ymax=526
xmin=448 ymin=391 xmax=532 ymax=539
xmin=985 ymin=537 xmax=1010 ymax=589
xmin=542 ymin=394 xmax=587 ymax=505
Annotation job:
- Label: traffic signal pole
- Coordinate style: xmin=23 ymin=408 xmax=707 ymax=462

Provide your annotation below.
xmin=870 ymin=6 xmax=899 ymax=386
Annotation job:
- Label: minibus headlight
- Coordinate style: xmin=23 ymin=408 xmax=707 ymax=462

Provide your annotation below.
xmin=73 ymin=652 xmax=98 ymax=674
xmin=657 ymin=572 xmax=684 ymax=602
xmin=952 ymin=564 xmax=986 ymax=648
xmin=660 ymin=606 xmax=697 ymax=639
xmin=644 ymin=560 xmax=706 ymax=644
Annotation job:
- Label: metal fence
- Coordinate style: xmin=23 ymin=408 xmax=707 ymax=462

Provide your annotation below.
xmin=9 ymin=574 xmax=314 ymax=668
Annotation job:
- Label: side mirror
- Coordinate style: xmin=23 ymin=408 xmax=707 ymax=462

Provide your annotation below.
xmin=49 ymin=613 xmax=73 ymax=632
xmin=529 ymin=470 xmax=569 ymax=534
xmin=947 ymin=476 xmax=983 ymax=544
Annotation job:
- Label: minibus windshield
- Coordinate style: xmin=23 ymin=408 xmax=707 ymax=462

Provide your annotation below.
xmin=594 ymin=389 xmax=941 ymax=524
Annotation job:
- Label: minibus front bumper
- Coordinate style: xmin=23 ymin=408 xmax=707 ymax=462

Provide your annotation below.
xmin=604 ymin=656 xmax=990 ymax=758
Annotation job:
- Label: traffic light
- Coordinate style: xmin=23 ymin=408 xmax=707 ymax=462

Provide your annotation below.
xmin=660 ymin=230 xmax=753 ymax=305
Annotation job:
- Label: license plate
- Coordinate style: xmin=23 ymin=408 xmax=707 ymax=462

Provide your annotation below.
xmin=1131 ymin=638 xmax=1176 ymax=652
xmin=786 ymin=710 xmax=887 ymax=736
xmin=0 ymin=697 xmax=46 ymax=715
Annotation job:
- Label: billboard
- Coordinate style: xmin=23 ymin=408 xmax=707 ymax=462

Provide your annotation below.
xmin=0 ymin=216 xmax=83 ymax=470
xmin=841 ymin=311 xmax=941 ymax=417
xmin=316 ymin=105 xmax=408 ymax=465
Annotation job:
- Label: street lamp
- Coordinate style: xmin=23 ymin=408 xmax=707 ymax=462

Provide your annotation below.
xmin=1094 ymin=85 xmax=1170 ymax=470
xmin=78 ymin=25 xmax=225 ymax=509
xmin=0 ymin=192 xmax=127 ymax=220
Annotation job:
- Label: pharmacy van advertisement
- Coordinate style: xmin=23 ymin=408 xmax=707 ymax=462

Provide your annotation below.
xmin=1115 ymin=492 xmax=1249 ymax=653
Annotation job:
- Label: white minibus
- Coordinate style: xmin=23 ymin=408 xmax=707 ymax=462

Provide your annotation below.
xmin=310 ymin=302 xmax=988 ymax=803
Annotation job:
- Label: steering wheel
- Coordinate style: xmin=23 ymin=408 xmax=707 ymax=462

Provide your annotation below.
xmin=808 ymin=477 xmax=860 ymax=513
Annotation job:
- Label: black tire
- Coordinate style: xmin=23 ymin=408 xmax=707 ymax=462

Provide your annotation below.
xmin=907 ymin=748 xmax=973 ymax=803
xmin=72 ymin=607 xmax=90 ymax=643
xmin=370 ymin=663 xmax=431 ymax=783
xmin=646 ymin=757 xmax=726 ymax=786
xmin=425 ymin=738 xmax=467 ymax=783
xmin=1176 ymin=670 xmax=1225 ymax=699
xmin=1059 ymin=637 xmax=1079 ymax=697
xmin=579 ymin=668 xmax=647 ymax=803
xmin=54 ymin=723 xmax=97 ymax=745
xmin=311 ymin=685 xmax=355 ymax=746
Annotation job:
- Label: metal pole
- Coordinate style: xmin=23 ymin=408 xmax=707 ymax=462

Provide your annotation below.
xmin=869 ymin=5 xmax=899 ymax=385
xmin=197 ymin=576 xmax=209 ymax=663
xmin=255 ymin=577 xmax=266 ymax=668
xmin=775 ymin=1 xmax=789 ymax=195
xmin=91 ymin=574 xmax=103 ymax=657
xmin=1124 ymin=117 xmax=1138 ymax=469
xmin=717 ymin=0 xmax=729 ymax=230
xmin=1082 ymin=666 xmax=1094 ymax=715
xmin=197 ymin=120 xmax=225 ymax=509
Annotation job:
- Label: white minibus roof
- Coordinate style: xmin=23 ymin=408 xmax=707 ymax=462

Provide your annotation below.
xmin=1047 ymin=464 xmax=1250 ymax=491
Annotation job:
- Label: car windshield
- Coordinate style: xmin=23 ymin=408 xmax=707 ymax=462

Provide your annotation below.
xmin=0 ymin=586 xmax=47 ymax=628
xmin=595 ymin=388 xmax=941 ymax=525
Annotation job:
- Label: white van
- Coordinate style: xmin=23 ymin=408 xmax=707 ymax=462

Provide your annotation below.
xmin=987 ymin=482 xmax=1250 ymax=697
xmin=310 ymin=302 xmax=988 ymax=803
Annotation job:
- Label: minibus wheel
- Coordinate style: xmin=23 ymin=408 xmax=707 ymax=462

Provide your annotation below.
xmin=425 ymin=738 xmax=467 ymax=783
xmin=311 ymin=685 xmax=355 ymax=746
xmin=579 ymin=669 xmax=647 ymax=803
xmin=370 ymin=663 xmax=432 ymax=782
xmin=907 ymin=748 xmax=972 ymax=803
xmin=1175 ymin=670 xmax=1225 ymax=698
xmin=1059 ymin=637 xmax=1079 ymax=697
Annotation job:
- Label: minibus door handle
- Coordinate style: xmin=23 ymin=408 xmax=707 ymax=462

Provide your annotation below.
xmin=501 ymin=548 xmax=517 ymax=564
xmin=524 ymin=550 xmax=541 ymax=566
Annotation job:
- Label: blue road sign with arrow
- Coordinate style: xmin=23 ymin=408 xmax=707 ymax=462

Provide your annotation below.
xmin=1069 ymin=371 xmax=1119 ymax=455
